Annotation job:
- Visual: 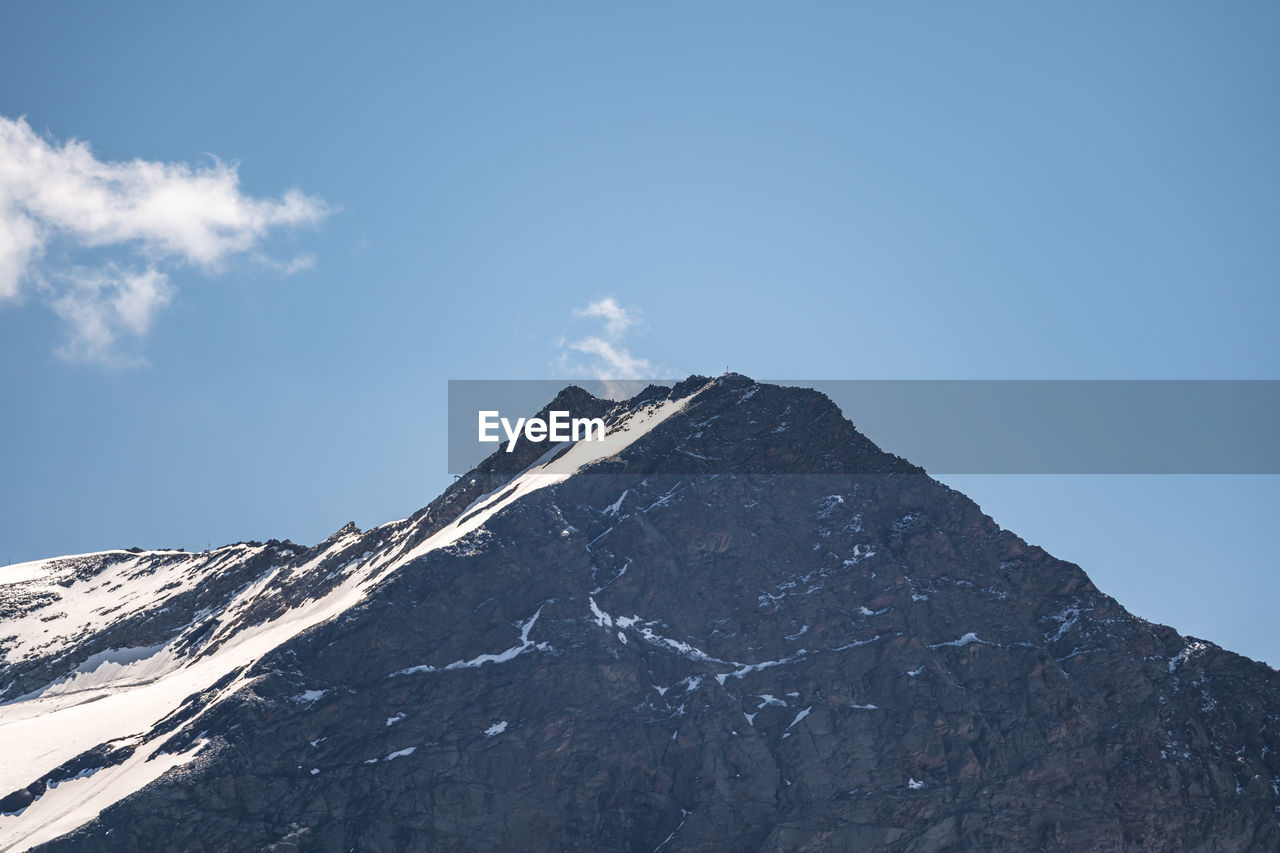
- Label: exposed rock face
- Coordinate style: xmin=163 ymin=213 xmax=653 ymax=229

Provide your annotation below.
xmin=3 ymin=375 xmax=1278 ymax=851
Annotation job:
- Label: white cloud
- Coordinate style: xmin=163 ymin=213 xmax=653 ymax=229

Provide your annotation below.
xmin=45 ymin=266 xmax=174 ymax=366
xmin=255 ymin=252 xmax=315 ymax=276
xmin=0 ymin=210 xmax=39 ymax=301
xmin=563 ymin=335 xmax=653 ymax=377
xmin=573 ymin=296 xmax=636 ymax=338
xmin=0 ymin=115 xmax=330 ymax=363
xmin=556 ymin=297 xmax=655 ymax=382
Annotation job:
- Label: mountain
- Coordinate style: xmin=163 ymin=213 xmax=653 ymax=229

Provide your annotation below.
xmin=1 ymin=375 xmax=1277 ymax=851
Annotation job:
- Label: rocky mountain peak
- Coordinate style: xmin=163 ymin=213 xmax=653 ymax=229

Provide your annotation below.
xmin=1 ymin=376 xmax=1276 ymax=851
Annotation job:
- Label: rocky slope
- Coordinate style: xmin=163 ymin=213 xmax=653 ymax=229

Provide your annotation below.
xmin=1 ymin=375 xmax=1277 ymax=851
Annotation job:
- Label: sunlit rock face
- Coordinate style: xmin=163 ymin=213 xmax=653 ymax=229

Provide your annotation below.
xmin=4 ymin=375 xmax=1278 ymax=852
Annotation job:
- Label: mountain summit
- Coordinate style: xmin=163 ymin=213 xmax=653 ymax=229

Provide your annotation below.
xmin=1 ymin=375 xmax=1277 ymax=851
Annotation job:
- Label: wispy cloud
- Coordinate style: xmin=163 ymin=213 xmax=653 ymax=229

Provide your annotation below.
xmin=45 ymin=266 xmax=173 ymax=367
xmin=555 ymin=297 xmax=655 ymax=384
xmin=573 ymin=296 xmax=637 ymax=339
xmin=254 ymin=252 xmax=316 ymax=277
xmin=0 ymin=115 xmax=331 ymax=364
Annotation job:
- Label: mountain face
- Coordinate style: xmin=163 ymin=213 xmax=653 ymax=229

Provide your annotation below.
xmin=1 ymin=375 xmax=1277 ymax=852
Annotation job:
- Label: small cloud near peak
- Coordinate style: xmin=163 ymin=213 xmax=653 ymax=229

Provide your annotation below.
xmin=555 ymin=297 xmax=655 ymax=382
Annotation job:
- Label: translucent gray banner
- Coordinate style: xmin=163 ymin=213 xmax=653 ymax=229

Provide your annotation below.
xmin=447 ymin=379 xmax=1280 ymax=475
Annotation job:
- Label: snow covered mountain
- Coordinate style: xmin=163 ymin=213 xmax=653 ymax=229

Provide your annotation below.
xmin=2 ymin=375 xmax=1277 ymax=851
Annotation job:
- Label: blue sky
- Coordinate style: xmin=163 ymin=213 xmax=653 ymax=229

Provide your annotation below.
xmin=1 ymin=4 xmax=1277 ymax=663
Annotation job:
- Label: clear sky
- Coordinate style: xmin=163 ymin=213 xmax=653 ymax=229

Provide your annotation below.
xmin=1 ymin=4 xmax=1277 ymax=663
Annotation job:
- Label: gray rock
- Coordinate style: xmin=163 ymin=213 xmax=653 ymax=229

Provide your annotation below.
xmin=8 ymin=376 xmax=1277 ymax=852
